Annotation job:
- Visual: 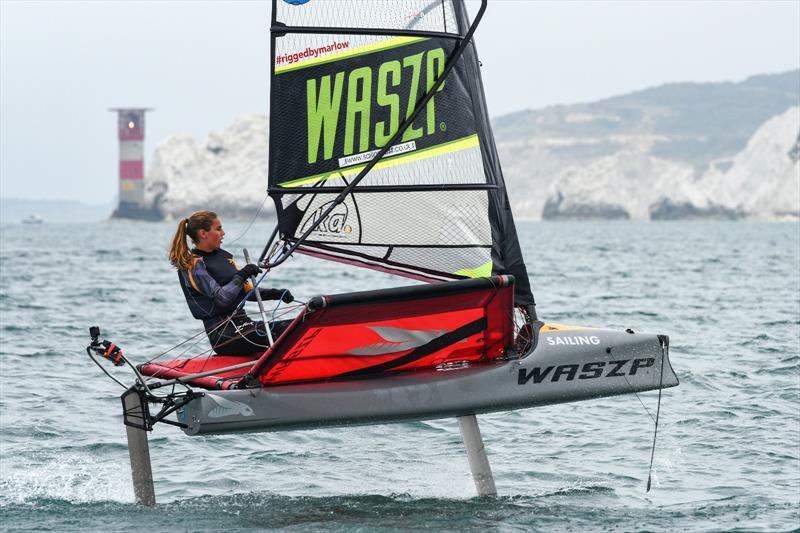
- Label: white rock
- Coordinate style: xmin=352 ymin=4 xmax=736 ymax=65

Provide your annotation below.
xmin=698 ymin=106 xmax=799 ymax=219
xmin=542 ymin=106 xmax=799 ymax=220
xmin=147 ymin=115 xmax=270 ymax=219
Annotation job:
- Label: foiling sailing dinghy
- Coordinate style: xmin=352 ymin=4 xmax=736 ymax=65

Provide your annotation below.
xmin=88 ymin=0 xmax=678 ymax=505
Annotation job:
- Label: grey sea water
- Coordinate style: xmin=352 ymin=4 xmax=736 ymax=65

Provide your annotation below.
xmin=1 ymin=221 xmax=798 ymax=532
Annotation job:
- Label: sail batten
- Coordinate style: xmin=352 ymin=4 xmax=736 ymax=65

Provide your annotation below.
xmin=268 ymin=0 xmax=534 ymax=306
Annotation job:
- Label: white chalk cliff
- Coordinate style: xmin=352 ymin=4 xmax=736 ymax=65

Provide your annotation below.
xmin=146 ymin=115 xmax=269 ymax=219
xmin=540 ymin=107 xmax=799 ymax=220
xmin=695 ymin=106 xmax=799 ymax=220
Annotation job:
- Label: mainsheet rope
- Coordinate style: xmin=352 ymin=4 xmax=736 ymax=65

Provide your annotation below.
xmin=221 ymin=192 xmax=270 ymax=247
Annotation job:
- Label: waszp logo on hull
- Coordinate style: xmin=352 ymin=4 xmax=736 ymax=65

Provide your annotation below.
xmin=517 ymin=358 xmax=655 ymax=385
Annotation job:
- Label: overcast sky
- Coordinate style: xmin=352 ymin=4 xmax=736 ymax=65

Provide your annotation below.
xmin=1 ymin=0 xmax=798 ymax=203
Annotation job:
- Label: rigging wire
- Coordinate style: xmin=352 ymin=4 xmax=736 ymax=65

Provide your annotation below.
xmin=144 ymin=311 xmax=239 ymax=366
xmin=145 ymin=327 xmax=213 ymax=364
xmin=223 ymin=192 xmax=270 ymax=247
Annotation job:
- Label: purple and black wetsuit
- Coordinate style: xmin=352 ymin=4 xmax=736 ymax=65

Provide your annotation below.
xmin=178 ymin=247 xmax=289 ymax=356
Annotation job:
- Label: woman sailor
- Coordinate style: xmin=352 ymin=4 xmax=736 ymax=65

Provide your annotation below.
xmin=169 ymin=210 xmax=294 ymax=356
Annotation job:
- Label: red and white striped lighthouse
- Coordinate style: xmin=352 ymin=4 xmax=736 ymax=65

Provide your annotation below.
xmin=109 ymin=107 xmax=159 ymax=220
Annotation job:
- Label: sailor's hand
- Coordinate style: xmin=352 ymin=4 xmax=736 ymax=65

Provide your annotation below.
xmin=280 ymin=289 xmax=294 ymax=303
xmin=238 ymin=264 xmax=261 ymax=279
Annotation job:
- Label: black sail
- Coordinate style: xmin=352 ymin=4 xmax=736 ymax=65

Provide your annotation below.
xmin=267 ymin=0 xmax=534 ymax=306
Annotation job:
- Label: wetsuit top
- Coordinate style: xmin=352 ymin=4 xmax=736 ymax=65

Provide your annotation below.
xmin=178 ymin=248 xmax=284 ymax=332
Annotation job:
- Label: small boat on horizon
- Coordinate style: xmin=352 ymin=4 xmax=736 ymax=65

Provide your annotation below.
xmin=21 ymin=214 xmax=43 ymax=224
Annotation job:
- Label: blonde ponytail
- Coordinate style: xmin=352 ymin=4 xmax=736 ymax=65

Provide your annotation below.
xmin=168 ymin=211 xmax=218 ymax=270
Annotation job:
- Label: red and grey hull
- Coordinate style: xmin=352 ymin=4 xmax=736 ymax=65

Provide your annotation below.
xmin=177 ymin=326 xmax=677 ymax=436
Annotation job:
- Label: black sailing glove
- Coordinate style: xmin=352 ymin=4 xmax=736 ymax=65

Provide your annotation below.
xmin=233 ymin=263 xmax=261 ymax=285
xmin=257 ymin=288 xmax=294 ymax=303
xmin=238 ymin=264 xmax=261 ymax=279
